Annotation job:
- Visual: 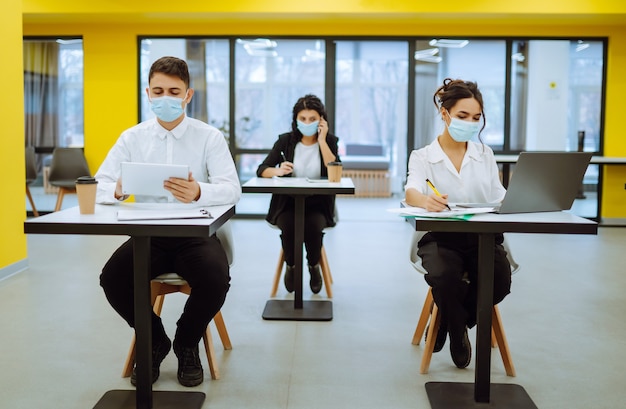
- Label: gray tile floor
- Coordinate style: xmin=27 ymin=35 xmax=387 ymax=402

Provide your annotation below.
xmin=6 ymin=195 xmax=626 ymax=408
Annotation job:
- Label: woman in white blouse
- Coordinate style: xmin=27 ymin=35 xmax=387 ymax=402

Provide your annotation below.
xmin=404 ymin=78 xmax=511 ymax=369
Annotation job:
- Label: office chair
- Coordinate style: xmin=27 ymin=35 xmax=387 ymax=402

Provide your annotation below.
xmin=122 ymin=221 xmax=234 ymax=380
xmin=25 ymin=147 xmax=39 ymax=217
xmin=409 ymin=231 xmax=518 ymax=376
xmin=47 ymin=148 xmax=91 ymax=212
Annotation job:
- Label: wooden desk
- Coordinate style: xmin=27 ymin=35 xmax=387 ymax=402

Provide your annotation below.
xmin=24 ymin=203 xmax=235 ymax=409
xmin=242 ymin=177 xmax=355 ymax=321
xmin=407 ymin=211 xmax=597 ymax=408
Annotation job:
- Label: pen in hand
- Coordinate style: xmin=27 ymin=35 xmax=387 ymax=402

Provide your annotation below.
xmin=280 ymin=151 xmax=287 ymax=162
xmin=425 ymin=178 xmax=451 ymax=211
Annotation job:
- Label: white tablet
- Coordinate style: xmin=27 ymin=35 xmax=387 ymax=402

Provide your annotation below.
xmin=121 ymin=162 xmax=189 ymax=198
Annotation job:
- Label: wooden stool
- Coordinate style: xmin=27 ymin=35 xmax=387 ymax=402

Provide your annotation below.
xmin=122 ymin=274 xmax=232 ymax=380
xmin=271 ymin=246 xmax=334 ymax=298
xmin=412 ymin=287 xmax=516 ymax=377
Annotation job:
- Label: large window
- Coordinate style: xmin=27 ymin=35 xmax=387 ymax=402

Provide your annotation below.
xmin=413 ymin=38 xmax=604 ymax=155
xmin=414 ymin=39 xmax=506 ymax=151
xmin=412 ymin=37 xmax=605 ymax=219
xmin=140 ymin=38 xmax=231 ymax=136
xmin=335 ymin=41 xmax=408 ymax=191
xmin=24 ymin=37 xmax=84 ymax=149
xmin=139 ymin=36 xmax=606 ymax=218
xmin=234 ymin=38 xmax=326 ymax=179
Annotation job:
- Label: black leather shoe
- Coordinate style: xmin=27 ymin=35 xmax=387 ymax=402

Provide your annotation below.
xmin=450 ymin=327 xmax=471 ymax=369
xmin=173 ymin=342 xmax=204 ymax=387
xmin=308 ymin=264 xmax=322 ymax=294
xmin=284 ymin=265 xmax=295 ymax=293
xmin=130 ymin=335 xmax=171 ymax=386
xmin=425 ymin=324 xmax=447 ymax=353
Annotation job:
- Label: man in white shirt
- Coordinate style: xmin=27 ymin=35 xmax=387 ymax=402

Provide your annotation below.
xmin=95 ymin=56 xmax=241 ymax=387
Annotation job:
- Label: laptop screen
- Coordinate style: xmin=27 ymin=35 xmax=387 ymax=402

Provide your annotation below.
xmin=497 ymin=152 xmax=592 ymax=214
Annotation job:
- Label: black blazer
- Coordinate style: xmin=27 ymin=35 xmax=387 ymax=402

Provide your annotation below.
xmin=256 ymin=131 xmax=341 ymax=227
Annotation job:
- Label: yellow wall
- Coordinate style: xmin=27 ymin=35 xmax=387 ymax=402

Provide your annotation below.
xmin=0 ymin=0 xmax=26 ymax=271
xmin=19 ymin=0 xmax=626 ymax=18
xmin=5 ymin=1 xmax=626 ymax=271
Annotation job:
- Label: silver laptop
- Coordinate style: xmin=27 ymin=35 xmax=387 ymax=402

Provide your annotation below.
xmin=459 ymin=152 xmax=592 ymax=214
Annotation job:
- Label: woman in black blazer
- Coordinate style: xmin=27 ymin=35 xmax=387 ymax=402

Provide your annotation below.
xmin=256 ymin=95 xmax=340 ymax=294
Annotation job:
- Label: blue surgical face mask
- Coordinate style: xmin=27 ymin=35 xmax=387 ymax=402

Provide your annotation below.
xmin=150 ymin=93 xmax=187 ymax=122
xmin=445 ymin=112 xmax=481 ymax=142
xmin=297 ymin=120 xmax=319 ymax=136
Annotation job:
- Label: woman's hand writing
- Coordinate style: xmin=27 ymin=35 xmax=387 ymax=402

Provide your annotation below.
xmin=275 ymin=160 xmax=294 ymax=176
xmin=424 ymin=193 xmax=449 ymax=212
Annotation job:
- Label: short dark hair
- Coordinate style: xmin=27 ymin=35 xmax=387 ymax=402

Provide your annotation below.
xmin=433 ymin=78 xmax=486 ymax=136
xmin=291 ymin=94 xmax=327 ymax=135
xmin=148 ymin=56 xmax=190 ymax=88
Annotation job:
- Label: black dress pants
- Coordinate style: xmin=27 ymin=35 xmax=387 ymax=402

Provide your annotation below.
xmin=274 ymin=197 xmax=327 ymax=267
xmin=99 ymin=235 xmax=230 ymax=347
xmin=417 ymin=232 xmax=511 ymax=345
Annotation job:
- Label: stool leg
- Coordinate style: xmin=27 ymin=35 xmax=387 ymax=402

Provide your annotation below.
xmin=202 ymin=311 xmax=232 ymax=380
xmin=319 ymin=246 xmax=333 ymax=298
xmin=213 ymin=311 xmax=232 ymax=350
xmin=321 ymin=246 xmax=334 ymax=284
xmin=420 ymin=302 xmax=440 ymax=374
xmin=203 ymin=327 xmax=220 ymax=380
xmin=412 ymin=289 xmax=434 ymax=345
xmin=121 ymin=335 xmax=136 ymax=378
xmin=492 ymin=306 xmax=516 ymax=377
xmin=121 ymin=282 xmax=165 ymax=378
xmin=271 ymin=249 xmax=285 ymax=297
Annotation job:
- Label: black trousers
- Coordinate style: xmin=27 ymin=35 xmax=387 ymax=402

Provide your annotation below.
xmin=99 ymin=235 xmax=230 ymax=347
xmin=274 ymin=199 xmax=327 ymax=267
xmin=417 ymin=232 xmax=511 ymax=344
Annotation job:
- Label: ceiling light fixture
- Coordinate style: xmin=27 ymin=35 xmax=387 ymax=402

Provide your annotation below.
xmin=302 ymin=40 xmax=325 ymax=62
xmin=575 ymin=41 xmax=590 ymax=52
xmin=414 ymin=48 xmax=441 ymax=63
xmin=428 ymin=39 xmax=469 ymax=48
xmin=236 ymin=38 xmax=278 ymax=57
xmin=512 ymin=52 xmax=526 ymax=62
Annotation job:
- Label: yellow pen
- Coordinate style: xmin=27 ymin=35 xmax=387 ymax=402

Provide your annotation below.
xmin=425 ymin=178 xmax=451 ymax=211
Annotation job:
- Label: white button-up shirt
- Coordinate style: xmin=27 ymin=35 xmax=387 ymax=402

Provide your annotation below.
xmin=405 ymin=138 xmax=506 ymax=204
xmin=95 ymin=116 xmax=241 ymax=206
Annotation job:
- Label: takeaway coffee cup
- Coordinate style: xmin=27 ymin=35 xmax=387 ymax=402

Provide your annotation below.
xmin=75 ymin=176 xmax=98 ymax=214
xmin=327 ymin=161 xmax=343 ymax=183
